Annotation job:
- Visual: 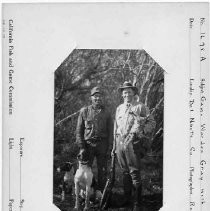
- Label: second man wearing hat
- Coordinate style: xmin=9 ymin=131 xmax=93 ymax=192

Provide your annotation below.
xmin=113 ymin=81 xmax=156 ymax=211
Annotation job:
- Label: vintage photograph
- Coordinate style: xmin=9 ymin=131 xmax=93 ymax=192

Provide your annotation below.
xmin=53 ymin=49 xmax=164 ymax=211
xmin=2 ymin=3 xmax=209 ymax=211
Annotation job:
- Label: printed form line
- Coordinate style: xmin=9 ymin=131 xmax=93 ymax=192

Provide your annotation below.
xmin=199 ymin=18 xmax=202 ymax=211
xmin=189 ymin=18 xmax=192 ymax=211
xmin=9 ymin=142 xmax=10 ymax=199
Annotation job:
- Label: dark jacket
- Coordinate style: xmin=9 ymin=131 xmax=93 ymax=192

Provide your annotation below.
xmin=76 ymin=105 xmax=113 ymax=148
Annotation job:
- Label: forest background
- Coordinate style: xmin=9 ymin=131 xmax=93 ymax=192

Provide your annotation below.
xmin=53 ymin=49 xmax=164 ymax=210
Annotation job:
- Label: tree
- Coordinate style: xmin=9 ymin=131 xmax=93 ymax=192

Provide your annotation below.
xmin=54 ymin=49 xmax=164 ymax=199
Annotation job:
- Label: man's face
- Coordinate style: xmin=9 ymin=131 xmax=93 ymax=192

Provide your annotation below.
xmin=91 ymin=93 xmax=103 ymax=107
xmin=122 ymin=88 xmax=135 ymax=103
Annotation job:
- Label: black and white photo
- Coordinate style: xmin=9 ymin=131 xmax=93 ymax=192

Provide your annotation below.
xmin=53 ymin=49 xmax=164 ymax=211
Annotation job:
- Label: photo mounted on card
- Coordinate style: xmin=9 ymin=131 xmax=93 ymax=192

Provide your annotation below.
xmin=2 ymin=2 xmax=209 ymax=211
xmin=53 ymin=49 xmax=164 ymax=210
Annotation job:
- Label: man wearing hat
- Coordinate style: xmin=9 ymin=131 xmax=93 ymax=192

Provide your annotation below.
xmin=113 ymin=81 xmax=156 ymax=211
xmin=76 ymin=86 xmax=113 ymax=191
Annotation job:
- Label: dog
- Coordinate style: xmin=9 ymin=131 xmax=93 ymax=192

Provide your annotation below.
xmin=74 ymin=149 xmax=102 ymax=211
xmin=57 ymin=161 xmax=77 ymax=201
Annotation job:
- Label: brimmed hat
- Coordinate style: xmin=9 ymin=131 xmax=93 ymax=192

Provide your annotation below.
xmin=118 ymin=81 xmax=138 ymax=95
xmin=91 ymin=86 xmax=103 ymax=96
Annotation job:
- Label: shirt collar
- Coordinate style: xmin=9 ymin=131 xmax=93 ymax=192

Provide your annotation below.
xmin=123 ymin=99 xmax=136 ymax=107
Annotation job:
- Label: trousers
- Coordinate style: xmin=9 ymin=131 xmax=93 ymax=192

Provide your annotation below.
xmin=86 ymin=138 xmax=108 ymax=191
xmin=116 ymin=134 xmax=142 ymax=187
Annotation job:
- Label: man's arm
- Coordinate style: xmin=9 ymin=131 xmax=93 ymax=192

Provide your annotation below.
xmin=76 ymin=108 xmax=85 ymax=149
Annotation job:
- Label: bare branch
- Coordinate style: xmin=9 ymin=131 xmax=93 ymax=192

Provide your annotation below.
xmin=145 ymin=64 xmax=158 ymax=106
xmin=122 ymin=51 xmax=131 ymax=69
xmin=150 ymin=96 xmax=164 ymax=114
xmin=55 ymin=110 xmax=80 ymax=127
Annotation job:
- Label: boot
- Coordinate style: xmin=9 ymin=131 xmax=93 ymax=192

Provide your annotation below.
xmin=133 ymin=184 xmax=142 ymax=211
xmin=122 ymin=173 xmax=133 ymax=207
